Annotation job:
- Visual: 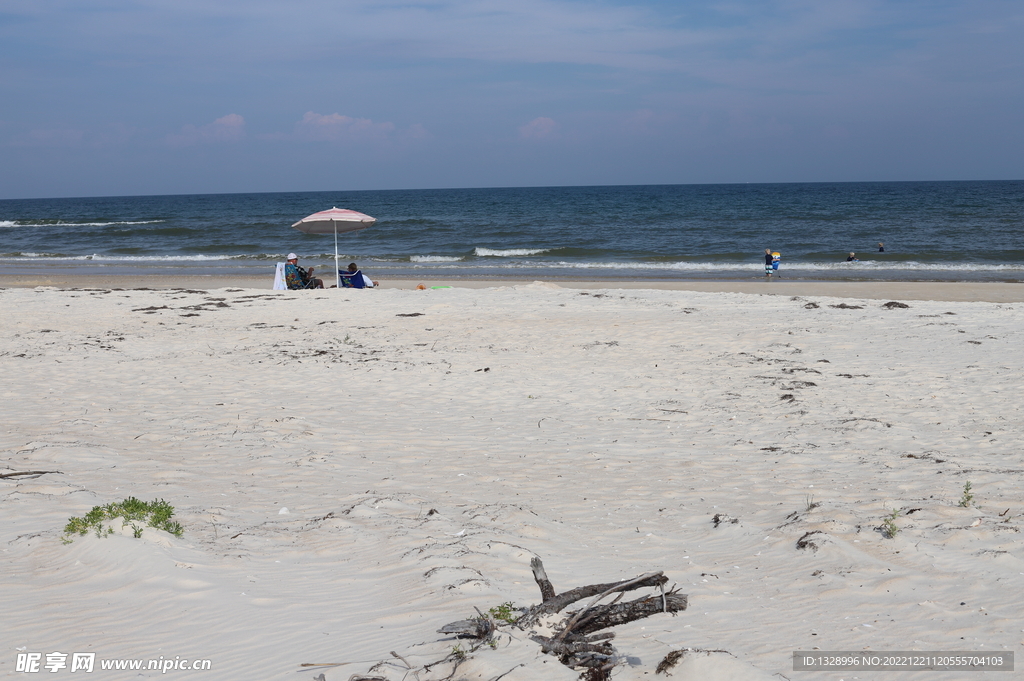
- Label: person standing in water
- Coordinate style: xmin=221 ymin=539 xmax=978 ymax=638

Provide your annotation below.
xmin=764 ymin=248 xmax=774 ymax=279
xmin=878 ymin=242 xmax=885 ymax=252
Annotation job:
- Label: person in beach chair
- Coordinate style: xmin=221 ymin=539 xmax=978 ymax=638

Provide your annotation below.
xmin=339 ymin=262 xmax=378 ymax=289
xmin=284 ymin=253 xmax=324 ymax=289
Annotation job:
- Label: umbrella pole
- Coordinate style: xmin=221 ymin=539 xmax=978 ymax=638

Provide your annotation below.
xmin=333 ymin=221 xmax=340 ymax=289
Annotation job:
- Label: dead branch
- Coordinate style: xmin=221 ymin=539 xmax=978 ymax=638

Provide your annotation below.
xmin=656 ymin=648 xmax=734 ymax=675
xmin=567 ymin=589 xmax=688 ymax=636
xmin=0 ymin=470 xmax=62 ymax=480
xmin=319 ymin=559 xmax=687 ymax=681
xmin=521 ymin=561 xmax=668 ymax=625
xmin=521 ymin=560 xmax=687 ymax=674
xmin=436 ymin=617 xmax=494 ymax=639
xmin=555 ymin=572 xmax=659 ymax=636
xmin=530 ymin=556 xmax=556 ymax=601
xmin=530 ymin=634 xmax=616 ymax=658
xmin=389 ymin=651 xmax=413 ymax=669
xmin=491 ymin=663 xmax=526 ymax=681
xmin=299 ymin=663 xmax=346 ymax=667
xmin=557 ymin=592 xmax=624 ymax=643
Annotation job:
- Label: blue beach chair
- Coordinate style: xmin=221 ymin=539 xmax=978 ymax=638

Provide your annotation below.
xmin=339 ymin=268 xmax=373 ymax=288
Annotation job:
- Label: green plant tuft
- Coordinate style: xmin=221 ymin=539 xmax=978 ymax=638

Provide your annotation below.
xmin=84 ymin=507 xmax=105 ymax=526
xmin=958 ymin=481 xmax=974 ymax=508
xmin=64 ymin=516 xmax=92 ymax=537
xmin=488 ymin=602 xmax=520 ymax=625
xmin=63 ymin=498 xmax=184 ymax=543
xmin=882 ymin=508 xmax=900 ymax=539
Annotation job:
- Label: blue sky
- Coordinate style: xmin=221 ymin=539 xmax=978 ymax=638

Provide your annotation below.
xmin=1 ymin=0 xmax=1022 ymax=198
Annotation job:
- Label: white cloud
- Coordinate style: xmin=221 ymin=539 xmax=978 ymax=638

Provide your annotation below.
xmin=519 ymin=117 xmax=557 ymax=140
xmin=294 ymin=112 xmax=397 ymax=142
xmin=167 ymin=114 xmax=246 ymax=146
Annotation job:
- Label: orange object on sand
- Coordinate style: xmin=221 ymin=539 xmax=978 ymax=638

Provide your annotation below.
xmin=416 ymin=284 xmax=427 ymax=290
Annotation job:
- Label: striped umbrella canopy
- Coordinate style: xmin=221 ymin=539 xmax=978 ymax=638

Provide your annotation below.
xmin=292 ymin=208 xmax=376 ymax=288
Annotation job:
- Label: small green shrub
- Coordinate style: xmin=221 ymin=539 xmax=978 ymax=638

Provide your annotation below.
xmin=958 ymin=481 xmax=974 ymax=508
xmin=488 ymin=602 xmax=520 ymax=625
xmin=63 ymin=497 xmax=184 ymax=543
xmin=882 ymin=509 xmax=900 ymax=539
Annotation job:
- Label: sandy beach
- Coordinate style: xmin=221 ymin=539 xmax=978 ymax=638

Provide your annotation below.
xmin=2 ymin=281 xmax=1022 ymax=679
xmin=1 ymin=273 xmax=1023 ymax=302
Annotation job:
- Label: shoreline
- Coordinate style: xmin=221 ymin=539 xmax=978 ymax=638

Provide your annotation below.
xmin=1 ymin=272 xmax=1023 ymax=302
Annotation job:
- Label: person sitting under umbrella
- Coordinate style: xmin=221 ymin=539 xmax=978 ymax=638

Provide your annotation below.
xmin=284 ymin=253 xmax=324 ymax=289
xmin=339 ymin=262 xmax=378 ymax=289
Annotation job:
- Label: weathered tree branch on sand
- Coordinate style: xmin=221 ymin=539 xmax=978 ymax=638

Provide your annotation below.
xmin=440 ymin=558 xmax=687 ymax=679
xmin=0 ymin=470 xmax=62 ymax=480
xmin=520 ymin=565 xmax=670 ymax=625
xmin=530 ymin=632 xmax=616 ymax=660
xmin=313 ymin=558 xmax=688 ymax=680
xmin=437 ymin=617 xmax=495 ymax=639
xmin=567 ymin=590 xmax=688 ymax=636
xmin=530 ymin=556 xmax=556 ymax=601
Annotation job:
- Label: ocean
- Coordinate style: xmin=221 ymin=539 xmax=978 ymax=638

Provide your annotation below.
xmin=2 ymin=181 xmax=1022 ymax=282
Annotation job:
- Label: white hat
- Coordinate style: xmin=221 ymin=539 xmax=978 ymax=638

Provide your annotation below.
xmin=287 ymin=253 xmax=298 ymax=260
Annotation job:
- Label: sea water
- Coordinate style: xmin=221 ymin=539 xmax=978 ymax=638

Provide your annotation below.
xmin=1 ymin=181 xmax=1022 ymax=282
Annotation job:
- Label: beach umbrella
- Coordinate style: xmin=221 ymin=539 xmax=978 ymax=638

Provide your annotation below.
xmin=292 ymin=208 xmax=376 ymax=288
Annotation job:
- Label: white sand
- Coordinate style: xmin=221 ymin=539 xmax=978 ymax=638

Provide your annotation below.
xmin=1 ymin=283 xmax=1021 ymax=680
xmin=2 ymin=274 xmax=1024 ymax=303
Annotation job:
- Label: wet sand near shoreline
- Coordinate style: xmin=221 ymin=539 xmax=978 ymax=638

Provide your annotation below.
xmin=1 ymin=273 xmax=1022 ymax=302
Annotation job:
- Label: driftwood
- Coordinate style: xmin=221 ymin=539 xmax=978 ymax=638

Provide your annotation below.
xmin=531 ymin=556 xmax=557 ymax=601
xmin=0 ymin=471 xmax=61 ymax=481
xmin=520 ymin=558 xmax=671 ymax=623
xmin=437 ymin=617 xmax=495 ymax=639
xmin=564 ymin=590 xmax=688 ymax=637
xmin=307 ymin=559 xmax=689 ymax=679
xmin=436 ymin=558 xmax=687 ymax=679
xmin=0 ymin=470 xmax=62 ymax=480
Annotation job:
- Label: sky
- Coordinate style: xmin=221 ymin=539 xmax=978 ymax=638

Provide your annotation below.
xmin=1 ymin=0 xmax=1022 ymax=198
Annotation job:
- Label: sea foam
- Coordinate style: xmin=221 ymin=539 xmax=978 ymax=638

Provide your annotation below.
xmin=410 ymin=255 xmax=464 ymax=262
xmin=474 ymin=247 xmax=550 ymax=257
